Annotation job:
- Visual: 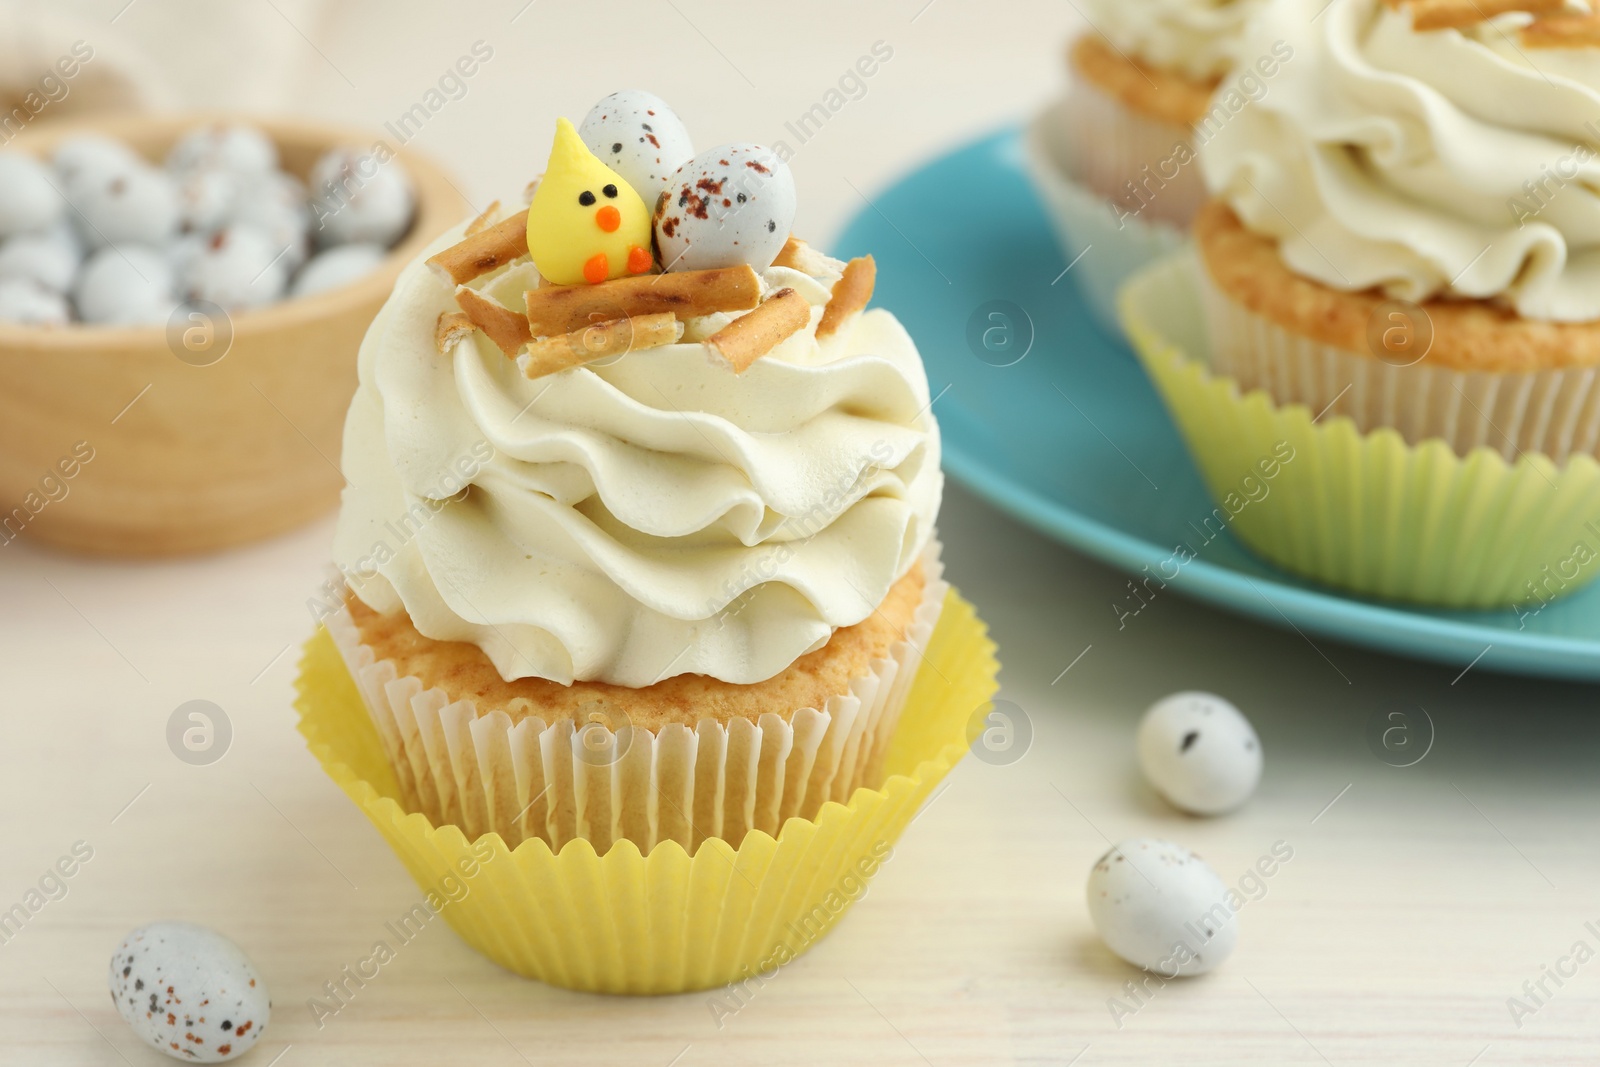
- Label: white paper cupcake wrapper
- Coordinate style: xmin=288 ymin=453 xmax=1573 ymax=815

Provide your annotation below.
xmin=1055 ymin=84 xmax=1208 ymax=226
xmin=1025 ymin=99 xmax=1186 ymax=339
xmin=326 ymin=541 xmax=949 ymax=856
xmin=1196 ymin=260 xmax=1600 ymax=464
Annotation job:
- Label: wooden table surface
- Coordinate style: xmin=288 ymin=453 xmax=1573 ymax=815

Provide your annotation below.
xmin=10 ymin=1 xmax=1600 ymax=1063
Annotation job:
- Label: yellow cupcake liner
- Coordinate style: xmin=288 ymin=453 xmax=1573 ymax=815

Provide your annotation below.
xmin=1119 ymin=252 xmax=1600 ymax=608
xmin=294 ymin=588 xmax=998 ymax=994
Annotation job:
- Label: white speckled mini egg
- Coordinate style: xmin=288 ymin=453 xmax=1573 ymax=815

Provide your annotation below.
xmin=654 ymin=143 xmax=795 ymax=272
xmin=291 ymin=242 xmax=386 ymax=297
xmin=67 ymin=163 xmax=179 ymax=249
xmin=52 ymin=134 xmax=142 ymax=188
xmin=174 ymin=168 xmax=241 ymax=235
xmin=231 ymin=171 xmax=311 ymax=272
xmin=1138 ymin=691 xmax=1262 ymax=816
xmin=167 ymin=123 xmax=278 ymax=176
xmin=308 ymin=148 xmax=415 ymax=249
xmin=166 ymin=232 xmax=207 ymax=276
xmin=1086 ymin=838 xmax=1238 ymax=976
xmin=178 ymin=225 xmax=289 ymax=310
xmin=579 ymin=90 xmax=694 ymax=199
xmin=0 ymin=277 xmax=70 ymax=325
xmin=0 ymin=222 xmax=82 ymax=292
xmin=0 ymin=152 xmax=66 ymax=238
xmin=75 ymin=245 xmax=176 ymax=325
xmin=109 ymin=921 xmax=269 ymax=1063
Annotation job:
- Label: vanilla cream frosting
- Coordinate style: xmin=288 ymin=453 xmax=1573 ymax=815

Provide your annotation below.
xmin=1083 ymin=0 xmax=1267 ymax=80
xmin=332 ymin=216 xmax=942 ymax=687
xmin=1200 ymin=0 xmax=1600 ymax=321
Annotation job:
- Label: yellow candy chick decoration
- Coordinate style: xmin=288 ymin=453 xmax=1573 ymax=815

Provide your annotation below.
xmin=526 ymin=117 xmax=655 ymax=286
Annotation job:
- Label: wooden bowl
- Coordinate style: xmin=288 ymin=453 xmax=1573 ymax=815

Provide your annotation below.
xmin=0 ymin=113 xmax=467 ymax=556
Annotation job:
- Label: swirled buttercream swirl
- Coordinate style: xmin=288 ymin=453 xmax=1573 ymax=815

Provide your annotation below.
xmin=1201 ymin=0 xmax=1600 ymax=321
xmin=1084 ymin=0 xmax=1268 ymax=80
xmin=333 ymin=217 xmax=942 ymax=686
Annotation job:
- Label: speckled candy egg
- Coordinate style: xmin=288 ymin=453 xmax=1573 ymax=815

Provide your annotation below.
xmin=109 ymin=921 xmax=269 ymax=1063
xmin=308 ymin=148 xmax=415 ymax=249
xmin=578 ymin=90 xmax=694 ymax=200
xmin=75 ymin=245 xmax=177 ymax=325
xmin=290 ymin=242 xmax=385 ymax=297
xmin=231 ymin=171 xmax=311 ymax=272
xmin=174 ymin=168 xmax=241 ymax=235
xmin=53 ymin=134 xmax=142 ymax=187
xmin=167 ymin=123 xmax=278 ymax=176
xmin=67 ymin=163 xmax=180 ymax=249
xmin=0 ymin=222 xmax=82 ymax=291
xmin=1086 ymin=838 xmax=1238 ymax=976
xmin=654 ymin=143 xmax=795 ymax=272
xmin=178 ymin=225 xmax=289 ymax=310
xmin=0 ymin=278 xmax=70 ymax=325
xmin=0 ymin=152 xmax=66 ymax=238
xmin=1138 ymin=691 xmax=1262 ymax=816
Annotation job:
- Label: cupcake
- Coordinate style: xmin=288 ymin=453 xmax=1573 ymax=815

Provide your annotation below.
xmin=1027 ymin=0 xmax=1269 ymax=332
xmin=329 ymin=96 xmax=948 ymax=848
xmin=297 ymin=92 xmax=998 ymax=990
xmin=1118 ymin=0 xmax=1600 ymax=607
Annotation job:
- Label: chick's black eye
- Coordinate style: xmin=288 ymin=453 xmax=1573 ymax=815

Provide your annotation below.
xmin=578 ymin=190 xmax=596 ymax=206
xmin=602 ymin=184 xmax=618 ymax=199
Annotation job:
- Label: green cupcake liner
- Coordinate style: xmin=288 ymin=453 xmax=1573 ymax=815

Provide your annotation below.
xmin=1118 ymin=252 xmax=1600 ymax=608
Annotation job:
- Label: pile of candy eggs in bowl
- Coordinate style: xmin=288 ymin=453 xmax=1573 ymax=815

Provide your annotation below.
xmin=0 ymin=121 xmax=416 ymax=327
xmin=0 ymin=114 xmax=460 ymax=558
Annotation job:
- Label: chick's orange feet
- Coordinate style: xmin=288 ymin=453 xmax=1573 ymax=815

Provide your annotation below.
xmin=583 ymin=253 xmax=609 ymax=284
xmin=627 ymin=245 xmax=653 ymax=274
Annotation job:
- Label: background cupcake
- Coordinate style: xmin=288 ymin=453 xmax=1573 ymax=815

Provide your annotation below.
xmin=1118 ymin=0 xmax=1600 ymax=607
xmin=1063 ymin=0 xmax=1269 ymax=225
xmin=1198 ymin=0 xmax=1600 ymax=462
xmin=1028 ymin=0 xmax=1269 ymax=332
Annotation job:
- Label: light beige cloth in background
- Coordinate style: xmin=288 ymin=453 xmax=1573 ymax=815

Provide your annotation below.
xmin=0 ymin=3 xmax=172 ymax=123
xmin=2 ymin=0 xmax=338 ymax=121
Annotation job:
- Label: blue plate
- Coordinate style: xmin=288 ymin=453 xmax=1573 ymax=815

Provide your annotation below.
xmin=835 ymin=127 xmax=1600 ymax=683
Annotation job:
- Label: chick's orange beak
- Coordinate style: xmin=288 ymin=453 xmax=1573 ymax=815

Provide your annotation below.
xmin=595 ymin=205 xmax=621 ymax=233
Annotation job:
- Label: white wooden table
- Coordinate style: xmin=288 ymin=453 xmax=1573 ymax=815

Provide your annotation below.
xmin=8 ymin=1 xmax=1599 ymax=1063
